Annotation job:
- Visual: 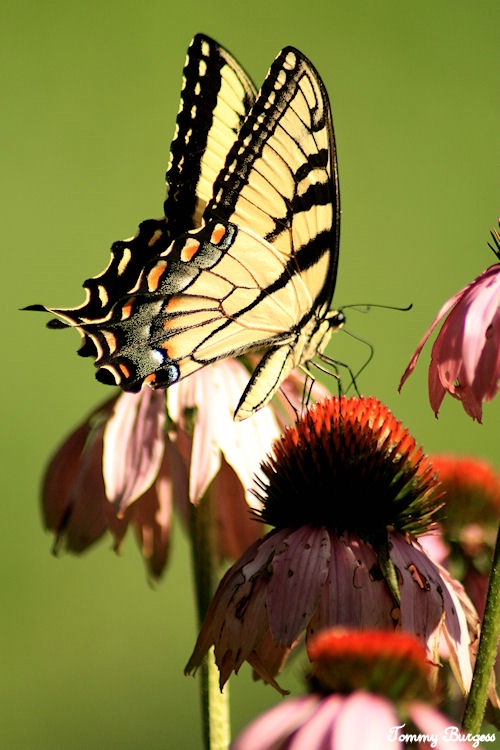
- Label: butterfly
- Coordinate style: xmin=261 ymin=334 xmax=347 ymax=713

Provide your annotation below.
xmin=30 ymin=43 xmax=342 ymax=421
xmin=27 ymin=33 xmax=256 ymax=358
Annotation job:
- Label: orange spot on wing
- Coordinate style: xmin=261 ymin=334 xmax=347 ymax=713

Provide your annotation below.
xmin=210 ymin=223 xmax=226 ymax=244
xmin=144 ymin=373 xmax=157 ymax=385
xmin=180 ymin=238 xmax=201 ymax=262
xmin=147 ymin=260 xmax=168 ymax=291
xmin=118 ymin=363 xmax=131 ymax=379
xmin=120 ymin=299 xmax=135 ymax=320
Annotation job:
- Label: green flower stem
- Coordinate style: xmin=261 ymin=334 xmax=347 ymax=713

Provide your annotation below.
xmin=462 ymin=523 xmax=500 ymax=733
xmin=190 ymin=488 xmax=230 ymax=750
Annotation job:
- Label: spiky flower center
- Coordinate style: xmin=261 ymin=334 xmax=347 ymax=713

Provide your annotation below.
xmin=255 ymin=396 xmax=440 ymax=539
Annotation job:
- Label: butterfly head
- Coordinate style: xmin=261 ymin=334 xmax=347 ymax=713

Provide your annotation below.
xmin=327 ymin=309 xmax=345 ymax=330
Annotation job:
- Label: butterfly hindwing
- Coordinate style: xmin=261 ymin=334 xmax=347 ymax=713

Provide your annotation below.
xmin=27 ymin=34 xmax=256 ymax=356
xmin=90 ymin=47 xmax=341 ymax=419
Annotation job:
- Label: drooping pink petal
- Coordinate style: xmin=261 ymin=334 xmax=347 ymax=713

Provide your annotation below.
xmin=185 ymin=532 xmax=284 ymax=679
xmin=217 ymin=574 xmax=270 ymax=686
xmin=43 ymin=400 xmax=117 ymax=552
xmin=214 ymin=360 xmax=281 ymax=501
xmin=331 ymin=693 xmax=401 ymax=750
xmin=389 ymin=535 xmax=475 ymax=692
xmin=307 ymin=534 xmax=395 ymax=644
xmin=169 ymin=370 xmax=223 ymax=504
xmin=102 ymin=389 xmax=166 ymax=513
xmin=267 ymin=526 xmax=330 ymax=646
xmin=399 ymin=288 xmax=467 ymax=391
xmin=461 ymin=267 xmax=500 ymax=384
xmin=230 ymin=696 xmax=320 ymax=750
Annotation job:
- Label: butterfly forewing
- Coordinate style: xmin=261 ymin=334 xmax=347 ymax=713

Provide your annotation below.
xmin=164 ymin=34 xmax=256 ymax=235
xmin=207 ymin=47 xmax=339 ymax=301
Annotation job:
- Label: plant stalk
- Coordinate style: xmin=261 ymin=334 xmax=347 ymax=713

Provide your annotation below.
xmin=462 ymin=523 xmax=500 ymax=732
xmin=190 ymin=487 xmax=230 ymax=750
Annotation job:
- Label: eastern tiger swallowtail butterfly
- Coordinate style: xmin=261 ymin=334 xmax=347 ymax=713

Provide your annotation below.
xmin=29 ymin=41 xmax=343 ymax=421
xmin=27 ymin=33 xmax=256 ymax=358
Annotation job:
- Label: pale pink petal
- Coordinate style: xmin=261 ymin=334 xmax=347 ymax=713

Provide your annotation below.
xmin=168 ymin=360 xmax=280 ymax=505
xmin=432 ymin=310 xmax=468 ymax=392
xmin=267 ymin=526 xmax=330 ymax=646
xmin=287 ymin=695 xmax=344 ymax=750
xmin=332 ymin=693 xmax=401 ymax=750
xmin=214 ymin=361 xmax=281 ymax=500
xmin=231 ymin=696 xmax=320 ymax=750
xmin=103 ymin=389 xmax=166 ymax=513
xmin=166 ymin=372 xmax=221 ymax=504
xmin=407 ymin=702 xmax=476 ymax=749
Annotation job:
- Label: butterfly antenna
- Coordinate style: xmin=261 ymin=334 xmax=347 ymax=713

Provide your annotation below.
xmin=339 ymin=302 xmax=413 ymax=314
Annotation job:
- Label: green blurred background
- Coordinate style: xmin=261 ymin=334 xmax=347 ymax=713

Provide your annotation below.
xmin=2 ymin=2 xmax=498 ymax=748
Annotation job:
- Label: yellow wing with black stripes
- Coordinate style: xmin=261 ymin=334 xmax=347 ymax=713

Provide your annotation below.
xmin=85 ymin=47 xmax=342 ymax=420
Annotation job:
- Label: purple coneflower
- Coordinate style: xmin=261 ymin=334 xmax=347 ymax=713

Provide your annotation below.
xmin=185 ymin=396 xmax=478 ymax=693
xmin=399 ymin=227 xmax=500 ymax=422
xmin=231 ymin=628 xmax=483 ymax=750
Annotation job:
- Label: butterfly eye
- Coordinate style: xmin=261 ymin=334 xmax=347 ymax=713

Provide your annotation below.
xmin=329 ymin=311 xmax=346 ymax=328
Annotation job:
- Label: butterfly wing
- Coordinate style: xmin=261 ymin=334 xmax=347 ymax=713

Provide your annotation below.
xmin=88 ymin=47 xmax=341 ymax=419
xmin=27 ymin=34 xmax=256 ymax=357
xmin=163 ymin=33 xmax=257 ymax=236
